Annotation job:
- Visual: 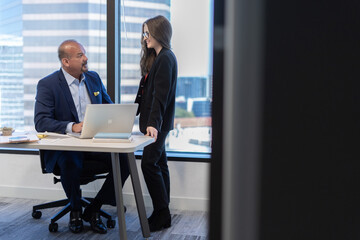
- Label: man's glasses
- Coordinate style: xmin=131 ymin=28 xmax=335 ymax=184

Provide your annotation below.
xmin=143 ymin=31 xmax=150 ymax=39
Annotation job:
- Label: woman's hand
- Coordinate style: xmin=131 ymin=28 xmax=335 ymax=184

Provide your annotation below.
xmin=146 ymin=126 xmax=158 ymax=142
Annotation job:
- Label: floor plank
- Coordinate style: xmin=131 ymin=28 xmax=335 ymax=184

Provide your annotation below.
xmin=0 ymin=197 xmax=208 ymax=240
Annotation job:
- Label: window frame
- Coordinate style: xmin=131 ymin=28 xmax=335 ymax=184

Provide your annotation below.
xmin=0 ymin=148 xmax=210 ymax=163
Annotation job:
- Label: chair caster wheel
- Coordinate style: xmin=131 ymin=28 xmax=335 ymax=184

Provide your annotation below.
xmin=107 ymin=219 xmax=116 ymax=228
xmin=49 ymin=222 xmax=58 ymax=232
xmin=32 ymin=210 xmax=42 ymax=219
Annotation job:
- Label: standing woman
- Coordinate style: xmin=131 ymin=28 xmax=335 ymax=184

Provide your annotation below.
xmin=135 ymin=15 xmax=177 ymax=232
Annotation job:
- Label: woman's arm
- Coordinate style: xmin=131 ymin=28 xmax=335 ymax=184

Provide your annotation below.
xmin=147 ymin=54 xmax=174 ymax=132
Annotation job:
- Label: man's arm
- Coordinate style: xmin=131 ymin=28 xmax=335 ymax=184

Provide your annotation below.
xmin=34 ymin=79 xmax=71 ymax=133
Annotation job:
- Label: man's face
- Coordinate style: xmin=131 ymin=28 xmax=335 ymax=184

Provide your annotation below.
xmin=63 ymin=42 xmax=88 ymax=77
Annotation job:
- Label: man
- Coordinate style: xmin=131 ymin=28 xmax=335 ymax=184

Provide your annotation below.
xmin=34 ymin=40 xmax=129 ymax=234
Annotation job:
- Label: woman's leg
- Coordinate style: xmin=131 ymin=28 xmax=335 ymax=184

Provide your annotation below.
xmin=141 ymin=131 xmax=169 ymax=211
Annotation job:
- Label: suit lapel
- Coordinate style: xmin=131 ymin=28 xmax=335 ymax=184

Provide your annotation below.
xmin=58 ymin=70 xmax=79 ymax=122
xmin=84 ymin=74 xmax=100 ymax=104
xmin=146 ymin=62 xmax=157 ymax=88
xmin=147 ymin=50 xmax=165 ymax=86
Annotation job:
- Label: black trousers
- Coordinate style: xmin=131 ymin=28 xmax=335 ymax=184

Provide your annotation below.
xmin=56 ymin=151 xmax=129 ymax=211
xmin=141 ymin=131 xmax=170 ymax=211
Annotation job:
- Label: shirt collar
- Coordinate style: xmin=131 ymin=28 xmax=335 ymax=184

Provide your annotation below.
xmin=61 ymin=68 xmax=85 ymax=86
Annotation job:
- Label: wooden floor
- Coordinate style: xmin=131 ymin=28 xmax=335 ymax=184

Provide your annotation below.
xmin=0 ymin=197 xmax=208 ymax=240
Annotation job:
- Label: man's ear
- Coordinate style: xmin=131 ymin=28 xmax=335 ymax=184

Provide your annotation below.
xmin=61 ymin=58 xmax=69 ymax=67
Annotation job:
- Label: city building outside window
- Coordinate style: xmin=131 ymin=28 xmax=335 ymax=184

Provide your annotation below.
xmin=0 ymin=0 xmax=213 ymax=154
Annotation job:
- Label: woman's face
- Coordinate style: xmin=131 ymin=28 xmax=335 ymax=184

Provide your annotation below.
xmin=143 ymin=24 xmax=161 ymax=50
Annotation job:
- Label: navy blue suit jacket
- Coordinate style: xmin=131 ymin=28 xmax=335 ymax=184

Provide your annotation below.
xmin=34 ymin=69 xmax=112 ymax=172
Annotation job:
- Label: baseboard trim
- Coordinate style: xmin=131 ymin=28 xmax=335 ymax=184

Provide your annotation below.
xmin=0 ymin=185 xmax=208 ymax=211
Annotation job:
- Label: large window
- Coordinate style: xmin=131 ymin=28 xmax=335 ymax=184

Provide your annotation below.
xmin=120 ymin=0 xmax=213 ymax=153
xmin=0 ymin=0 xmax=107 ymax=131
xmin=0 ymin=0 xmax=213 ymax=155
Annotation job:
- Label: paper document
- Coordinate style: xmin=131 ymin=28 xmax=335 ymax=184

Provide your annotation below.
xmin=37 ymin=132 xmax=71 ymax=138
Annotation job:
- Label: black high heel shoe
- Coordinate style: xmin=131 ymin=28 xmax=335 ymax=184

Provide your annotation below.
xmin=149 ymin=207 xmax=171 ymax=232
xmin=148 ymin=210 xmax=158 ymax=225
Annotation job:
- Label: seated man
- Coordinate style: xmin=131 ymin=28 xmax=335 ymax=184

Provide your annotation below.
xmin=34 ymin=39 xmax=129 ymax=234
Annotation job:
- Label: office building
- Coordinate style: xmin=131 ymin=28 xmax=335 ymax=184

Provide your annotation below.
xmin=1 ymin=0 xmax=172 ymax=130
xmin=0 ymin=0 xmax=24 ymax=129
xmin=22 ymin=0 xmax=108 ymax=129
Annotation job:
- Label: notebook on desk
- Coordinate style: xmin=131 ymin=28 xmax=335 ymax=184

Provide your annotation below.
xmin=67 ymin=103 xmax=138 ymax=140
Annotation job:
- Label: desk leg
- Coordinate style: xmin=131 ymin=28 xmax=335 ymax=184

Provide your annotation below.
xmin=127 ymin=153 xmax=151 ymax=238
xmin=111 ymin=152 xmax=127 ymax=240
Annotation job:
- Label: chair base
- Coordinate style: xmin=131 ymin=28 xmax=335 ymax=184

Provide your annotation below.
xmin=32 ymin=197 xmax=115 ymax=232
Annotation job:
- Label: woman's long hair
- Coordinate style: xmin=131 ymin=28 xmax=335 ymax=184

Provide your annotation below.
xmin=140 ymin=15 xmax=172 ymax=77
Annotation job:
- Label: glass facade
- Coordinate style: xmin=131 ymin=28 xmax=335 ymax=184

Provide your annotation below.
xmin=0 ymin=0 xmax=24 ymax=129
xmin=0 ymin=0 xmax=213 ymax=154
xmin=22 ymin=0 xmax=107 ymax=129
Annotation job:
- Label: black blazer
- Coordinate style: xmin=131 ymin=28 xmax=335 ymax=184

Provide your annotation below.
xmin=135 ymin=48 xmax=178 ymax=134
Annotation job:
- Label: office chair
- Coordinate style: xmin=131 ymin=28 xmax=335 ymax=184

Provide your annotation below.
xmin=31 ymin=151 xmax=116 ymax=232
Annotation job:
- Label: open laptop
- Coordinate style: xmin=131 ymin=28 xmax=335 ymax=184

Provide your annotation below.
xmin=67 ymin=103 xmax=138 ymax=139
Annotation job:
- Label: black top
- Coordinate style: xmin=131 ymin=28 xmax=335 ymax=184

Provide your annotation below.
xmin=135 ymin=48 xmax=178 ymax=134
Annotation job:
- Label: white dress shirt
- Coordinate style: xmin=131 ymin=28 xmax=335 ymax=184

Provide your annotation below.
xmin=61 ymin=68 xmax=91 ymax=133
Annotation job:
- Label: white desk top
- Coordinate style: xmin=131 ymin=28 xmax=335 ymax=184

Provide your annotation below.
xmin=0 ymin=135 xmax=154 ymax=153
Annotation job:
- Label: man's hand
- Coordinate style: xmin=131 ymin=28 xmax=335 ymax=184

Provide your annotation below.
xmin=72 ymin=122 xmax=83 ymax=133
xmin=146 ymin=126 xmax=158 ymax=142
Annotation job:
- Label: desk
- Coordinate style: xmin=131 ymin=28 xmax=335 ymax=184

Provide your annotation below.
xmin=1 ymin=135 xmax=154 ymax=240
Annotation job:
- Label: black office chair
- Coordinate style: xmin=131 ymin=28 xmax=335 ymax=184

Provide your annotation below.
xmin=31 ymin=151 xmax=116 ymax=232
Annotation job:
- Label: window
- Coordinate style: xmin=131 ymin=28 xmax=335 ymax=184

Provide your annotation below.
xmin=120 ymin=0 xmax=213 ymax=153
xmin=0 ymin=0 xmax=107 ymax=131
xmin=0 ymin=0 xmax=213 ymax=155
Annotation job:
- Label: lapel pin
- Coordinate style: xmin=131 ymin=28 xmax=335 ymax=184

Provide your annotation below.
xmin=94 ymin=91 xmax=100 ymax=96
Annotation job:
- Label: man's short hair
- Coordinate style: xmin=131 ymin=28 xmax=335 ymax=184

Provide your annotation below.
xmin=58 ymin=39 xmax=79 ymax=61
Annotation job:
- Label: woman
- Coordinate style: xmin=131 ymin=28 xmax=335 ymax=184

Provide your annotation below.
xmin=135 ymin=15 xmax=177 ymax=232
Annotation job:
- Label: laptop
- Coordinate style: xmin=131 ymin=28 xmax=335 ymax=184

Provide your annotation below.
xmin=67 ymin=103 xmax=138 ymax=139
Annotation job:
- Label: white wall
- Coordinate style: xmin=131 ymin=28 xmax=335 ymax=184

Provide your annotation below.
xmin=0 ymin=153 xmax=209 ymax=211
